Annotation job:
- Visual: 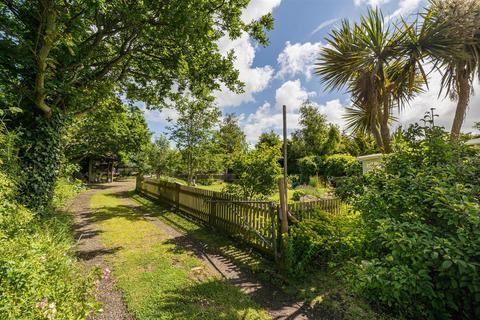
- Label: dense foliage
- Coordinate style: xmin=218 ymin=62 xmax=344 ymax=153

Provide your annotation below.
xmin=216 ymin=114 xmax=248 ymax=174
xmin=0 ymin=125 xmax=97 ymax=319
xmin=226 ymin=144 xmax=282 ymax=199
xmin=143 ymin=134 xmax=181 ymax=178
xmin=284 ymin=209 xmax=362 ymax=276
xmin=337 ymin=126 xmax=480 ymax=319
xmin=65 ymin=97 xmax=151 ymax=170
xmin=319 ymin=154 xmax=361 ymax=179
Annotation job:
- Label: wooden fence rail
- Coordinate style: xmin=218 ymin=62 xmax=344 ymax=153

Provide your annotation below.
xmin=136 ymin=176 xmax=348 ymax=258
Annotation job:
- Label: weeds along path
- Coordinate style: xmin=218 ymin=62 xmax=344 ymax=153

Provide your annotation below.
xmin=76 ymin=179 xmax=274 ymax=320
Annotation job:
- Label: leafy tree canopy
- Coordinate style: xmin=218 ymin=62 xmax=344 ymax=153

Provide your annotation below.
xmin=256 ymin=130 xmax=282 ymax=150
xmin=289 ymin=101 xmax=341 ymax=162
xmin=65 ymin=97 xmax=151 ymax=164
xmin=216 ymin=113 xmax=247 ymax=173
xmin=0 ymin=0 xmax=274 ymax=117
xmin=226 ymin=144 xmax=281 ymax=199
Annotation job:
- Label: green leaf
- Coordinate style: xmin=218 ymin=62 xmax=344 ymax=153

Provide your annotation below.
xmin=440 ymin=260 xmax=453 ymax=270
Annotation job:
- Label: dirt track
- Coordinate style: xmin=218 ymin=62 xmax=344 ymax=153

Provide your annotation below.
xmin=71 ymin=180 xmax=314 ymax=319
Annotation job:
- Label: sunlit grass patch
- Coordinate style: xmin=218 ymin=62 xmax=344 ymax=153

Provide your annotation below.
xmin=130 ymin=193 xmax=270 ymax=274
xmin=90 ymin=190 xmax=270 ymax=320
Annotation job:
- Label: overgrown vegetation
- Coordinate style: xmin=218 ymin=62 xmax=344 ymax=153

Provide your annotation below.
xmin=336 ymin=126 xmax=480 ymax=319
xmin=0 ymin=125 xmax=98 ymax=319
xmin=284 ymin=209 xmax=363 ymax=275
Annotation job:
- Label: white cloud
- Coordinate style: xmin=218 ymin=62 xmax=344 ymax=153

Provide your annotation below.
xmin=354 ymin=0 xmax=390 ymax=6
xmin=213 ymin=0 xmax=281 ymax=108
xmin=241 ymin=79 xmax=349 ymax=143
xmin=242 ymin=0 xmax=282 ymax=23
xmin=388 ymin=0 xmax=422 ymax=19
xmin=318 ymin=99 xmax=348 ymax=129
xmin=276 ymin=42 xmax=323 ymax=80
xmin=310 ymin=18 xmax=340 ymax=36
xmin=275 ymin=79 xmax=316 ymax=110
xmin=213 ymin=33 xmax=274 ymax=108
xmin=395 ymin=71 xmax=480 ymax=132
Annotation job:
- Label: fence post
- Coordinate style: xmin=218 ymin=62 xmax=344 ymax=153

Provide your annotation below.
xmin=136 ymin=175 xmax=143 ymax=192
xmin=269 ymin=202 xmax=278 ymax=262
xmin=209 ymin=195 xmax=217 ymax=227
xmin=175 ymin=182 xmax=180 ymax=210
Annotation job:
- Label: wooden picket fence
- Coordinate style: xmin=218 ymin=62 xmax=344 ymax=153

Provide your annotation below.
xmin=289 ymin=198 xmax=348 ymax=219
xmin=136 ymin=176 xmax=348 ymax=258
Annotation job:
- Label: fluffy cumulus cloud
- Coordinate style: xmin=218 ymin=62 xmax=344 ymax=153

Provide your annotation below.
xmin=353 ymin=0 xmax=422 ymax=19
xmin=317 ymin=99 xmax=348 ymax=129
xmin=394 ymin=71 xmax=480 ymax=132
xmin=213 ymin=1 xmax=281 ymax=108
xmin=214 ymin=33 xmax=274 ymax=108
xmin=275 ymin=79 xmax=316 ymax=110
xmin=240 ymin=79 xmax=349 ymax=143
xmin=242 ymin=0 xmax=282 ymax=22
xmin=276 ymin=42 xmax=323 ymax=80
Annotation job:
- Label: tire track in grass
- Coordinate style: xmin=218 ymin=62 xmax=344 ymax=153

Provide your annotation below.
xmin=90 ymin=182 xmax=271 ymax=320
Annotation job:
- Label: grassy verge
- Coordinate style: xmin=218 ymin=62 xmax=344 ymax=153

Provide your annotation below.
xmin=0 ymin=176 xmax=98 ymax=319
xmin=91 ymin=190 xmax=270 ymax=320
xmin=131 ymin=192 xmax=394 ymax=320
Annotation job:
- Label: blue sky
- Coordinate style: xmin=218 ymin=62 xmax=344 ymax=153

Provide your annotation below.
xmin=143 ymin=0 xmax=480 ymax=143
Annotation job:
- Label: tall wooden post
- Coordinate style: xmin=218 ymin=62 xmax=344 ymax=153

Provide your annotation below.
xmin=282 ymin=105 xmax=288 ymax=205
xmin=278 ymin=178 xmax=288 ymax=234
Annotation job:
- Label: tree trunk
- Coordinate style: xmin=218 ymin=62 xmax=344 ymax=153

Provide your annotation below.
xmin=88 ymin=157 xmax=93 ymax=183
xmin=187 ymin=152 xmax=193 ymax=186
xmin=380 ymin=100 xmax=392 ymax=153
xmin=451 ymin=71 xmax=471 ymax=139
xmin=369 ymin=102 xmax=384 ymax=152
xmin=18 ymin=113 xmax=64 ymax=211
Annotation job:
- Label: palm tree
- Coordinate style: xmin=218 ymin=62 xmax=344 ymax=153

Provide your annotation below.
xmin=426 ymin=0 xmax=480 ymax=138
xmin=316 ymin=9 xmax=422 ymax=153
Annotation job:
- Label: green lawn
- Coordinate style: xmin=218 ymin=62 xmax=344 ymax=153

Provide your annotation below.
xmin=90 ymin=190 xmax=270 ymax=320
xmin=131 ymin=192 xmax=393 ymax=320
xmin=193 ymin=181 xmax=332 ymax=204
xmin=195 ymin=181 xmax=228 ymax=192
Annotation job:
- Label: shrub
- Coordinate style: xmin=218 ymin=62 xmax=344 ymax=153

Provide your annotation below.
xmin=228 ymin=145 xmax=281 ymax=199
xmin=284 ymin=209 xmax=362 ymax=276
xmin=51 ymin=177 xmax=85 ymax=209
xmin=292 ymin=190 xmax=306 ymax=201
xmin=337 ymin=126 xmax=480 ymax=319
xmin=0 ymin=124 xmax=98 ymax=319
xmin=297 ymin=156 xmax=317 ymax=183
xmin=319 ymin=154 xmax=361 ymax=178
xmin=308 ymin=176 xmax=321 ymax=188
